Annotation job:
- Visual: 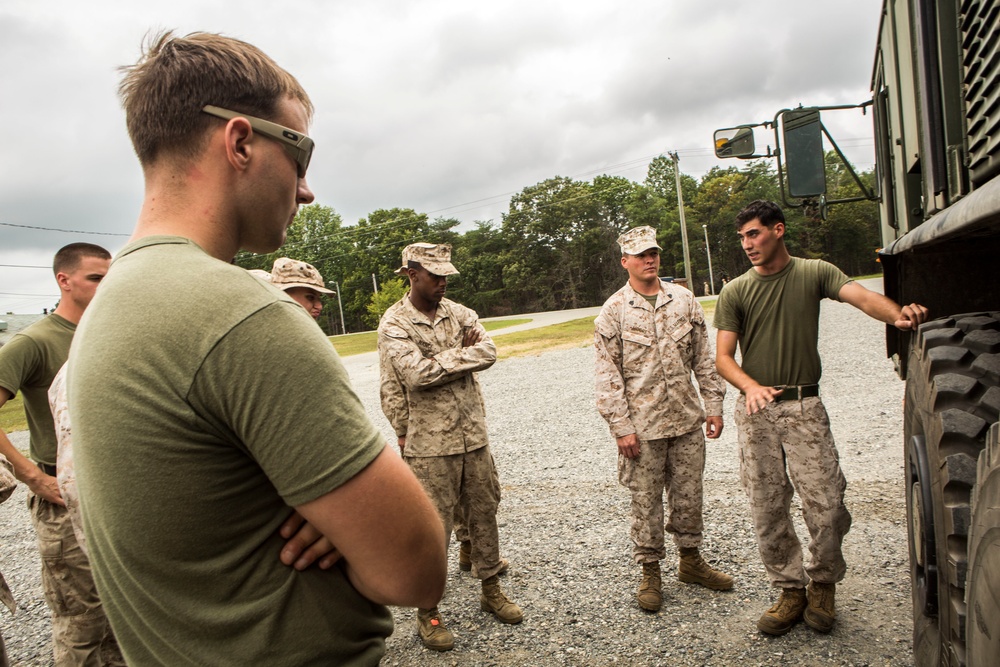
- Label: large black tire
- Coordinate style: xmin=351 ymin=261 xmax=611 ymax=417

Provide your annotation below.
xmin=966 ymin=423 xmax=1000 ymax=666
xmin=904 ymin=312 xmax=1000 ymax=667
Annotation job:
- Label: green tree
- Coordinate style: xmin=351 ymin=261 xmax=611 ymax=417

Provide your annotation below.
xmin=365 ymin=278 xmax=408 ymax=328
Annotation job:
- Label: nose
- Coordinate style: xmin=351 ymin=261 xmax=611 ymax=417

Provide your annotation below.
xmin=741 ymin=237 xmax=752 ymax=250
xmin=297 ymin=178 xmax=315 ymax=205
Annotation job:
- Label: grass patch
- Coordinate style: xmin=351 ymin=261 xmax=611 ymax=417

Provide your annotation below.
xmin=494 ymin=317 xmax=595 ymax=360
xmin=483 ymin=318 xmax=531 ymax=332
xmin=330 ymin=331 xmax=378 ymax=357
xmin=330 ymin=318 xmax=534 ymax=357
xmin=0 ymin=393 xmax=27 ymax=433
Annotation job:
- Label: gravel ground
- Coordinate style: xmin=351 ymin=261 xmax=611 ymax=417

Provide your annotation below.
xmin=0 ymin=280 xmax=915 ymax=665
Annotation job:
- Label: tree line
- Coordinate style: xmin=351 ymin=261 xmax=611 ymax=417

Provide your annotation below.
xmin=235 ymin=154 xmax=881 ymax=335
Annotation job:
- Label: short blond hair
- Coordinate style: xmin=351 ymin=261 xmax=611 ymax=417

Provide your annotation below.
xmin=118 ymin=31 xmax=313 ymax=167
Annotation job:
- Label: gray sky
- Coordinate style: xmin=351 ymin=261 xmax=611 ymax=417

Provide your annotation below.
xmin=0 ymin=0 xmax=883 ymax=313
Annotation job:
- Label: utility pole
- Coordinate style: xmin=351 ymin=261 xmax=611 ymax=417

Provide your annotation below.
xmin=371 ymin=273 xmax=379 ymax=294
xmin=702 ymin=224 xmax=716 ymax=295
xmin=669 ymin=151 xmax=693 ymax=288
xmin=328 ymin=280 xmax=346 ymax=335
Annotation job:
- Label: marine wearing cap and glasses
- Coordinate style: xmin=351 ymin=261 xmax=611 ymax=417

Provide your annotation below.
xmin=67 ymin=31 xmax=445 ymax=665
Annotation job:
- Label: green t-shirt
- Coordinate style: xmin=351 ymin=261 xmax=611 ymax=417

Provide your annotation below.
xmin=713 ymin=257 xmax=850 ymax=386
xmin=0 ymin=313 xmax=75 ymax=465
xmin=68 ymin=236 xmax=391 ymax=666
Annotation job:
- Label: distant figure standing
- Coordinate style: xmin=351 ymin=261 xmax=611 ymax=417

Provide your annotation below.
xmin=594 ymin=226 xmax=733 ymax=613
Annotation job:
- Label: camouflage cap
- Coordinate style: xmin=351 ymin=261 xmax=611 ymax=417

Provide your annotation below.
xmin=247 ymin=269 xmax=271 ymax=282
xmin=617 ymin=226 xmax=662 ymax=255
xmin=269 ymin=258 xmax=334 ymax=294
xmin=395 ymin=243 xmax=459 ymax=276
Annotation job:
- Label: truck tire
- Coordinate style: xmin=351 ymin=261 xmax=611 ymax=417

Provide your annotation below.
xmin=966 ymin=423 xmax=1000 ymax=666
xmin=904 ymin=312 xmax=1000 ymax=667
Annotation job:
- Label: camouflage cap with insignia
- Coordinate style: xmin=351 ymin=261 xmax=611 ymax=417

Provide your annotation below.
xmin=395 ymin=243 xmax=460 ymax=276
xmin=617 ymin=226 xmax=662 ymax=255
xmin=269 ymin=258 xmax=334 ymax=294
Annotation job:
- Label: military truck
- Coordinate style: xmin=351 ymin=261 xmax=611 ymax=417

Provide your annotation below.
xmin=713 ymin=2 xmax=1000 ymax=665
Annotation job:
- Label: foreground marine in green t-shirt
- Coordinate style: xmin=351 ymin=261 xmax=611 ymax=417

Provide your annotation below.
xmin=714 ymin=199 xmax=928 ymax=637
xmin=67 ymin=31 xmax=446 ymax=666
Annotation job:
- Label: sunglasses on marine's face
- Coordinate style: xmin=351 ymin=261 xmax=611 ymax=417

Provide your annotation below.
xmin=201 ymin=105 xmax=314 ymax=178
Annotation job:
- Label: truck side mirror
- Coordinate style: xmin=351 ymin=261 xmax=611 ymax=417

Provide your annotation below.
xmin=781 ymin=108 xmax=827 ymax=197
xmin=714 ymin=127 xmax=756 ymax=158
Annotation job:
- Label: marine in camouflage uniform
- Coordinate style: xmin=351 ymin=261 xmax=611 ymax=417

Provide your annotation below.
xmin=714 ymin=200 xmax=928 ymax=636
xmin=0 ymin=243 xmax=124 ymax=666
xmin=594 ymin=226 xmax=732 ymax=613
xmin=378 ymin=243 xmax=522 ymax=652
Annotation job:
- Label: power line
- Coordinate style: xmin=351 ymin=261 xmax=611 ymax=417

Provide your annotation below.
xmin=0 ymin=222 xmax=129 ymax=237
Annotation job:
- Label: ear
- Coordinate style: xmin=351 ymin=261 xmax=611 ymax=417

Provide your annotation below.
xmin=55 ymin=271 xmax=71 ymax=292
xmin=620 ymin=255 xmax=628 ymax=268
xmin=774 ymin=222 xmax=786 ymax=239
xmin=223 ymin=117 xmax=255 ymax=174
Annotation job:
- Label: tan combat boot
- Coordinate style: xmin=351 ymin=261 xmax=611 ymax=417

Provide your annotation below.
xmin=416 ymin=607 xmax=454 ymax=651
xmin=480 ymin=575 xmax=523 ymax=624
xmin=636 ymin=561 xmax=662 ymax=612
xmin=677 ymin=547 xmax=734 ymax=591
xmin=804 ymin=581 xmax=836 ymax=632
xmin=459 ymin=541 xmax=510 ymax=576
xmin=757 ymin=587 xmax=807 ymax=636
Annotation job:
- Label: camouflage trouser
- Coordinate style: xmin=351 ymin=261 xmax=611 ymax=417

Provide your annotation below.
xmin=28 ymin=494 xmax=125 ymax=667
xmin=453 ymin=470 xmax=502 ymax=544
xmin=406 ymin=446 xmax=504 ymax=580
xmin=735 ymin=395 xmax=852 ymax=589
xmin=618 ymin=427 xmax=706 ymax=563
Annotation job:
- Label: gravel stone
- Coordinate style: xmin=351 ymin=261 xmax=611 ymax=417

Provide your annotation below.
xmin=0 ymin=280 xmax=916 ymax=665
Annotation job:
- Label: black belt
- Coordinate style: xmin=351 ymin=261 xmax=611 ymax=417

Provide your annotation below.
xmin=38 ymin=463 xmax=57 ymax=476
xmin=773 ymin=385 xmax=819 ymax=401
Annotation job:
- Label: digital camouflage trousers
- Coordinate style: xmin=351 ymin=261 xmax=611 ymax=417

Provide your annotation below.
xmin=406 ymin=446 xmax=504 ymax=580
xmin=735 ymin=395 xmax=852 ymax=589
xmin=28 ymin=494 xmax=125 ymax=666
xmin=618 ymin=427 xmax=706 ymax=563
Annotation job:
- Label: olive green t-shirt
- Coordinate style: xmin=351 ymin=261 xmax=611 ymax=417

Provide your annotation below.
xmin=0 ymin=313 xmax=75 ymax=465
xmin=68 ymin=236 xmax=391 ymax=666
xmin=713 ymin=257 xmax=850 ymax=386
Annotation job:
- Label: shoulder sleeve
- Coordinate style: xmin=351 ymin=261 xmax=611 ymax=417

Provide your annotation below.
xmin=0 ymin=334 xmax=41 ymax=396
xmin=711 ymin=284 xmax=742 ymax=333
xmin=191 ymin=303 xmax=384 ymax=507
xmin=818 ymin=261 xmax=852 ymax=301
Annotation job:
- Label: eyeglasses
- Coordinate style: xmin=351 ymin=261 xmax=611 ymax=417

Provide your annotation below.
xmin=202 ymin=105 xmax=314 ymax=178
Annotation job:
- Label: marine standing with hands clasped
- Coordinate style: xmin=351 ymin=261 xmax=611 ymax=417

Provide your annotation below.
xmin=714 ymin=200 xmax=928 ymax=636
xmin=0 ymin=243 xmax=123 ymax=666
xmin=594 ymin=226 xmax=733 ymax=613
xmin=379 ymin=243 xmax=522 ymax=652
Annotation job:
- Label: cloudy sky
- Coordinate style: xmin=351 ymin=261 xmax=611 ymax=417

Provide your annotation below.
xmin=0 ymin=0 xmax=883 ymax=314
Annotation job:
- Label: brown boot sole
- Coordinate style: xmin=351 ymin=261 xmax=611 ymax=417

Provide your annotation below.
xmin=637 ymin=596 xmax=662 ymax=612
xmin=803 ymin=609 xmax=835 ymax=633
xmin=757 ymin=611 xmax=803 ymax=636
xmin=459 ymin=561 xmax=472 ymax=572
xmin=480 ymin=598 xmax=523 ymax=624
xmin=678 ymin=572 xmax=734 ymax=591
xmin=420 ymin=637 xmax=455 ymax=652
